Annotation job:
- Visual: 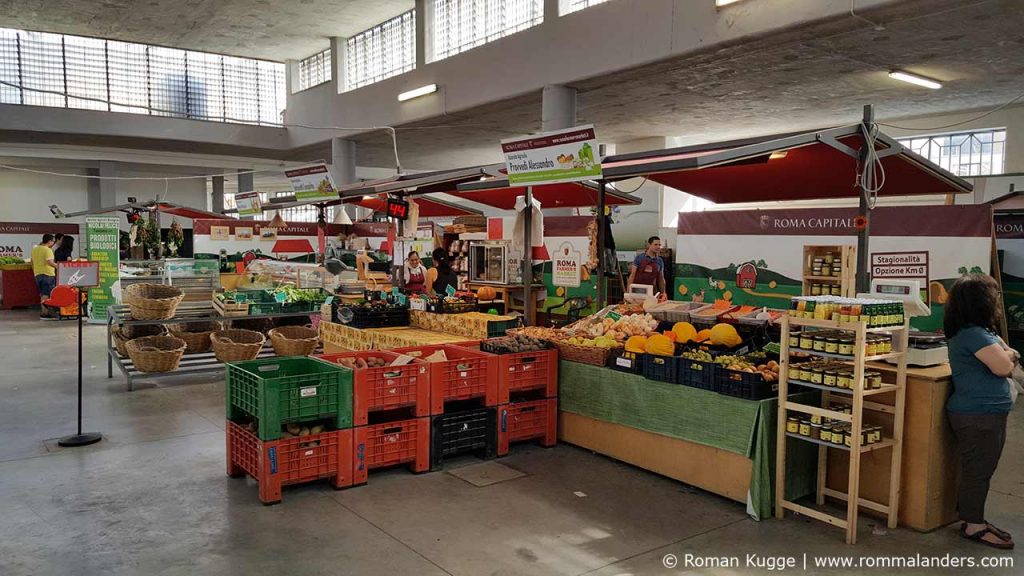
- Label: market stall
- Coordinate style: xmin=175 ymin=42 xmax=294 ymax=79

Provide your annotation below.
xmin=0 ymin=221 xmax=80 ymax=309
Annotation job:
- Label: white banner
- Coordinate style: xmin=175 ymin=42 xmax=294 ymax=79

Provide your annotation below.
xmin=501 ymin=125 xmax=602 ymax=186
xmin=285 ymin=164 xmax=337 ymax=202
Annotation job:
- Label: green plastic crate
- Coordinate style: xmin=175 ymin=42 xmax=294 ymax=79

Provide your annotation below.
xmin=486 ymin=318 xmax=521 ymax=338
xmin=226 ymin=356 xmax=353 ymax=440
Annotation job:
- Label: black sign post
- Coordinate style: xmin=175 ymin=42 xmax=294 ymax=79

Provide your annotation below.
xmin=56 ymin=261 xmax=103 ymax=448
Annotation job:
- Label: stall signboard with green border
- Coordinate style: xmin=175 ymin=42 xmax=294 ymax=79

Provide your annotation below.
xmin=502 ymin=125 xmax=601 ymax=186
xmin=85 ymin=216 xmax=121 ymax=324
xmin=234 ymin=191 xmax=262 ymax=216
xmin=673 ymin=205 xmax=993 ymax=331
xmin=285 ymin=164 xmax=337 ymax=202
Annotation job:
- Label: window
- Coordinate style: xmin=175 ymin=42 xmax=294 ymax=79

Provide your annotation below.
xmin=432 ymin=0 xmax=543 ymax=61
xmin=298 ymin=49 xmax=331 ymax=91
xmin=345 ymin=11 xmax=416 ymax=91
xmin=0 ymin=27 xmax=286 ymax=126
xmin=561 ymin=0 xmax=612 ymax=15
xmin=897 ymin=128 xmax=1007 ymax=177
xmin=272 ymin=192 xmax=321 ymax=222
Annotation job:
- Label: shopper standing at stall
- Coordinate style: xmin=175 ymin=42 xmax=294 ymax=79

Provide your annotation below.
xmin=31 ymin=234 xmax=57 ymax=319
xmin=626 ymin=236 xmax=667 ymax=301
xmin=943 ymin=275 xmax=1016 ymax=550
xmin=54 ymin=235 xmax=74 ymax=262
xmin=427 ymin=248 xmax=459 ymax=296
xmin=402 ymin=251 xmax=427 ymax=294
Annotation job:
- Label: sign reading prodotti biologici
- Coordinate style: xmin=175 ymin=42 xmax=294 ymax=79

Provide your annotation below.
xmin=502 ymin=124 xmax=602 ymax=186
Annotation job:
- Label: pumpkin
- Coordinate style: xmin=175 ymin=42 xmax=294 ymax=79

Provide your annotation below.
xmin=476 ymin=286 xmax=497 ymax=301
xmin=671 ymin=322 xmax=697 ymax=343
xmin=644 ymin=333 xmax=675 ymax=356
xmin=694 ymin=328 xmax=713 ymax=342
xmin=709 ymin=323 xmax=742 ymax=347
xmin=624 ymin=335 xmax=648 ymax=353
xmin=663 ymin=330 xmax=677 ymax=342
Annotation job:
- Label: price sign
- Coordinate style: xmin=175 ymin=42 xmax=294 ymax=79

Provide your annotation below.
xmin=57 ymin=261 xmax=100 ymax=288
xmin=608 ymin=311 xmax=622 ymax=321
xmin=446 ymin=285 xmax=457 ymax=297
xmin=397 ymin=293 xmax=407 ymax=305
xmin=274 ymin=292 xmax=287 ymax=303
xmin=324 ymin=296 xmax=334 ymax=306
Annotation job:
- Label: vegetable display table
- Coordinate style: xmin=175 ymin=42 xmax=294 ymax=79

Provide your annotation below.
xmin=1 ymin=267 xmax=39 ymax=310
xmin=106 ymin=303 xmax=320 ymax=390
xmin=557 ymin=360 xmax=818 ymax=520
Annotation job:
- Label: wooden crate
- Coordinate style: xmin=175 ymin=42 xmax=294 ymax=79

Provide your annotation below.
xmin=213 ymin=296 xmax=250 ymax=317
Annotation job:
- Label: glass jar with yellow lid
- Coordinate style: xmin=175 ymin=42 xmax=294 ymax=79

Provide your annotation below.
xmin=838 ymin=337 xmax=855 ymax=356
xmin=823 ymin=369 xmax=838 ymax=387
xmin=824 ymin=337 xmax=839 ymax=354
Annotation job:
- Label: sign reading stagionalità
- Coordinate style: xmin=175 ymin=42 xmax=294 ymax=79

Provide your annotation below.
xmin=501 ymin=125 xmax=602 ymax=186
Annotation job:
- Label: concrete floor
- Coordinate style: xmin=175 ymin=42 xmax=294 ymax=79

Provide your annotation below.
xmin=1 ymin=308 xmax=1021 ymax=576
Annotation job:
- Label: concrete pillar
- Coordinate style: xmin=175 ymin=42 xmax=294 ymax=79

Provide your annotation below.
xmin=416 ymin=0 xmax=428 ymax=66
xmin=98 ymin=161 xmax=117 ymax=208
xmin=330 ymin=37 xmax=346 ymax=93
xmin=541 ymin=85 xmax=577 ymax=133
xmin=611 ymin=137 xmax=667 ymax=250
xmin=331 ymin=138 xmax=357 ymax=186
xmin=544 ymin=0 xmax=561 ymax=23
xmin=211 ymin=175 xmax=225 ymax=214
xmin=87 ymin=168 xmax=100 ymax=211
xmin=237 ymin=169 xmax=254 ymax=193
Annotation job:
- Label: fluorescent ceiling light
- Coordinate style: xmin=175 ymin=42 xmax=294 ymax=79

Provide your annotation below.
xmin=888 ymin=70 xmax=942 ymax=89
xmin=769 ymin=151 xmax=788 ymax=160
xmin=716 ymin=0 xmax=745 ymax=6
xmin=398 ymin=84 xmax=437 ymax=102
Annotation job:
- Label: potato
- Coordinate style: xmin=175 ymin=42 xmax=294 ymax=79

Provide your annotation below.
xmin=298 ymin=426 xmax=310 ymax=437
xmin=310 ymin=424 xmax=324 ymax=435
xmin=286 ymin=423 xmax=301 ymax=435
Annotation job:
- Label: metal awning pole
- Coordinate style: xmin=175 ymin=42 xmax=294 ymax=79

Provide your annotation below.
xmin=597 ymin=181 xmax=607 ymax=309
xmin=522 ymin=186 xmax=534 ymax=326
xmin=856 ymin=104 xmax=874 ymax=294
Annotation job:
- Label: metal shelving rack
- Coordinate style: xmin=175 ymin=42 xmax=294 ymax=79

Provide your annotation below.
xmin=775 ymin=315 xmax=909 ymax=544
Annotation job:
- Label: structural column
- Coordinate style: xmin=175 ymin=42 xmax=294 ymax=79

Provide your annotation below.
xmin=541 ymin=84 xmax=577 ymax=133
xmin=329 ymin=37 xmax=347 ymax=94
xmin=98 ymin=161 xmax=117 ymax=208
xmin=211 ymin=175 xmax=225 ymax=214
xmin=238 ymin=168 xmax=255 ymax=220
xmin=415 ymin=0 xmax=429 ymax=67
xmin=331 ymin=137 xmax=359 ymax=220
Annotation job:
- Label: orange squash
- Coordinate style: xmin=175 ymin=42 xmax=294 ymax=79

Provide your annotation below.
xmin=476 ymin=286 xmax=497 ymax=301
xmin=644 ymin=333 xmax=675 ymax=356
xmin=694 ymin=328 xmax=713 ymax=343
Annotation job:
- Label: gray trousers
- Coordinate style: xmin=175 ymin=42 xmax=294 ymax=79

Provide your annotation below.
xmin=948 ymin=411 xmax=1009 ymax=524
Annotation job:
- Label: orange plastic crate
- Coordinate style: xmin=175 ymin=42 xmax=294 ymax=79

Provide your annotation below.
xmin=315 ymin=351 xmax=430 ymax=425
xmin=226 ymin=420 xmax=353 ymax=505
xmin=497 ymin=398 xmax=557 ymax=456
xmin=496 ymin=348 xmax=558 ymax=404
xmin=353 ymin=416 xmax=430 ymax=485
xmin=391 ymin=344 xmax=498 ymax=414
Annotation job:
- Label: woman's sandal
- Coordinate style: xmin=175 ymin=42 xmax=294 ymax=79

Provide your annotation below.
xmin=961 ymin=523 xmax=1015 ymax=550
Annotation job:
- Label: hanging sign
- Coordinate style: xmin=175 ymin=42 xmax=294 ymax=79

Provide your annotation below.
xmin=84 ymin=216 xmax=121 ymax=324
xmin=235 ymin=191 xmax=263 ymax=216
xmin=552 ymin=242 xmax=582 ymax=288
xmin=57 ymin=261 xmax=100 ymax=288
xmin=285 ymin=164 xmax=337 ymax=202
xmin=501 ymin=124 xmax=602 ymax=186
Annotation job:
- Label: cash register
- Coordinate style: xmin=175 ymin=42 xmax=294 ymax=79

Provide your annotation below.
xmin=861 ymin=279 xmax=949 ymax=367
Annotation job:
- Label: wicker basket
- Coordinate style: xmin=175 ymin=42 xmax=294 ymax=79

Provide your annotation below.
xmin=112 ymin=325 xmax=166 ymax=357
xmin=268 ymin=325 xmax=319 ymax=357
xmin=211 ymin=329 xmax=266 ymax=363
xmin=168 ymin=321 xmax=223 ymax=354
xmin=123 ymin=283 xmax=185 ymax=320
xmin=554 ymin=340 xmax=620 ymax=367
xmin=125 ymin=335 xmax=187 ymax=373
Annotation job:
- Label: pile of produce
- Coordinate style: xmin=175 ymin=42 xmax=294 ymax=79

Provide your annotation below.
xmin=272 ymin=286 xmax=326 ymax=304
xmin=564 ymin=335 xmax=619 ymax=348
xmin=714 ymin=355 xmax=780 ymax=381
xmin=568 ymin=311 xmax=658 ymax=340
xmin=0 ymin=256 xmax=25 ymax=265
xmin=512 ymin=326 xmax=566 ymax=341
xmin=332 ymin=356 xmax=389 ymax=370
xmin=483 ymin=334 xmax=550 ymax=353
xmin=680 ymin=349 xmax=713 ymax=362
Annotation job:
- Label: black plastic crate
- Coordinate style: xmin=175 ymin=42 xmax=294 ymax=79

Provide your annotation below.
xmin=642 ymin=354 xmax=678 ymax=384
xmin=683 ymin=339 xmax=754 ymax=359
xmin=608 ymin=349 xmax=643 ymax=374
xmin=430 ymin=404 xmax=497 ymax=470
xmin=715 ymin=368 xmax=778 ymax=400
xmin=677 ymin=357 xmax=717 ymax=390
xmin=347 ymin=306 xmax=410 ymax=329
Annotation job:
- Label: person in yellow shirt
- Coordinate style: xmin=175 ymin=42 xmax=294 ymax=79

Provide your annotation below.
xmin=31 ymin=234 xmax=57 ymax=319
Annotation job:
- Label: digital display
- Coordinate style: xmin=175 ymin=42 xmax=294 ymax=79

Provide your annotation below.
xmin=386 ymin=199 xmax=409 ymax=220
xmin=877 ymin=284 xmax=911 ymax=295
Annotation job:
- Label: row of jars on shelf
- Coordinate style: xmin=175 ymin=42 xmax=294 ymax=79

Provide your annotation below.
xmin=810 ymin=254 xmax=843 ymax=277
xmin=787 ymin=413 xmax=884 ymax=447
xmin=789 ymin=330 xmax=894 ymax=357
xmin=809 ymin=283 xmax=842 ymax=296
xmin=788 ymin=360 xmax=884 ymax=390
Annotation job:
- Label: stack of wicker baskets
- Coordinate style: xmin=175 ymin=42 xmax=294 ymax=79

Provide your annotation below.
xmin=169 ymin=321 xmax=223 ymax=354
xmin=112 ymin=324 xmax=167 ymax=357
xmin=123 ymin=283 xmax=185 ymax=320
xmin=211 ymin=329 xmax=266 ymax=362
xmin=125 ymin=335 xmax=187 ymax=373
xmin=268 ymin=325 xmax=319 ymax=357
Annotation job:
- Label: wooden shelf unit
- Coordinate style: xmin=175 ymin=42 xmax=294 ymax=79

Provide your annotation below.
xmin=775 ymin=314 xmax=909 ymax=544
xmin=802 ymin=245 xmax=855 ymax=297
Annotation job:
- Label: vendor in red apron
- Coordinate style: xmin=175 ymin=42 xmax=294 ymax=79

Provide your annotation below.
xmin=627 ymin=236 xmax=667 ymax=301
xmin=402 ymin=250 xmax=428 ymax=294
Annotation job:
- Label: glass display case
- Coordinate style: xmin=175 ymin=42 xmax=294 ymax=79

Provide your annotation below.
xmin=118 ymin=258 xmax=221 ymax=301
xmin=469 ymin=241 xmax=510 ymax=285
xmin=243 ymin=259 xmax=337 ymax=290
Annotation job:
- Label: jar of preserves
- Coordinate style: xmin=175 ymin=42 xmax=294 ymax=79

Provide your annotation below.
xmin=838 ymin=338 xmax=855 ymax=356
xmin=809 ymin=367 xmax=824 ymax=384
xmin=831 ymin=427 xmax=845 ymax=445
xmin=866 ymin=371 xmax=882 ymax=390
xmin=825 ymin=337 xmax=839 ymax=354
xmin=789 ymin=332 xmax=800 ymax=348
xmin=881 ymin=338 xmax=893 ymax=354
xmin=823 ymin=370 xmax=838 ymax=387
xmin=810 ymin=414 xmax=823 ymax=425
xmin=830 ymin=284 xmax=841 ymax=296
xmin=788 ymin=364 xmax=802 ymax=382
xmin=869 ymin=426 xmax=882 ymax=444
xmin=821 ymin=425 xmax=833 ymax=443
xmin=837 ymin=371 xmax=852 ymax=389
xmin=800 ymin=333 xmax=814 ymax=350
xmin=786 ymin=417 xmax=799 ymax=434
xmin=866 ymin=338 xmax=879 ymax=356
xmin=799 ymin=420 xmax=811 ymax=437
xmin=811 ymin=283 xmax=822 ymax=296
xmin=813 ymin=335 xmax=827 ymax=352
xmin=810 ymin=423 xmax=822 ymax=440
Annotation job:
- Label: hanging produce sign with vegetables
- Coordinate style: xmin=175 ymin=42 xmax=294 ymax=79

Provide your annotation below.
xmin=501 ymin=124 xmax=602 ymax=186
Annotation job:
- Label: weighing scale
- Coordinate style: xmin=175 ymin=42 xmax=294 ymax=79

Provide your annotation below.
xmin=623 ymin=283 xmax=656 ymax=305
xmin=858 ymin=279 xmax=948 ymax=367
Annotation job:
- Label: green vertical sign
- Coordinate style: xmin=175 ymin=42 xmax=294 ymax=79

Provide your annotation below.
xmin=85 ymin=216 xmax=120 ymax=324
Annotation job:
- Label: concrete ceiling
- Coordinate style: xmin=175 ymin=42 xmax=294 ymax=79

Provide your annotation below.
xmin=0 ymin=0 xmax=413 ymax=60
xmin=343 ymin=0 xmax=1024 ymax=170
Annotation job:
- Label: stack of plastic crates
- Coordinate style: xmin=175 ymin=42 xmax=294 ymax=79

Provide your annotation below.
xmin=225 ymin=356 xmax=354 ymax=504
xmin=393 ymin=344 xmax=499 ymax=470
xmin=466 ymin=339 xmax=558 ymax=457
xmin=314 ymin=350 xmax=431 ymax=483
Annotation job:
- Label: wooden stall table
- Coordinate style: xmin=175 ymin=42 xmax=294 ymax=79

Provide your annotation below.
xmin=1 ymin=265 xmax=39 ymax=309
xmin=826 ymin=363 xmax=957 ymax=532
xmin=465 ymin=282 xmax=546 ymax=326
xmin=558 ymin=360 xmax=818 ymax=520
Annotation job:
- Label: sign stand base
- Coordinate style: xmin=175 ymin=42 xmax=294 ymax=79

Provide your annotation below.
xmin=58 ymin=432 xmax=102 ymax=447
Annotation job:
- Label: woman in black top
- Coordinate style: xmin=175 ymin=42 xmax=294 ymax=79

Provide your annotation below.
xmin=54 ymin=235 xmax=74 ymax=262
xmin=429 ymin=247 xmax=459 ymax=296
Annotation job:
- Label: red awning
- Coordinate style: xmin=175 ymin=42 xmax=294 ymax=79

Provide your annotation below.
xmin=271 ymin=239 xmax=314 ymax=253
xmin=346 ymin=196 xmax=482 ymax=217
xmin=600 ymin=126 xmax=972 ymax=203
xmin=450 ymin=180 xmax=641 ymax=209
